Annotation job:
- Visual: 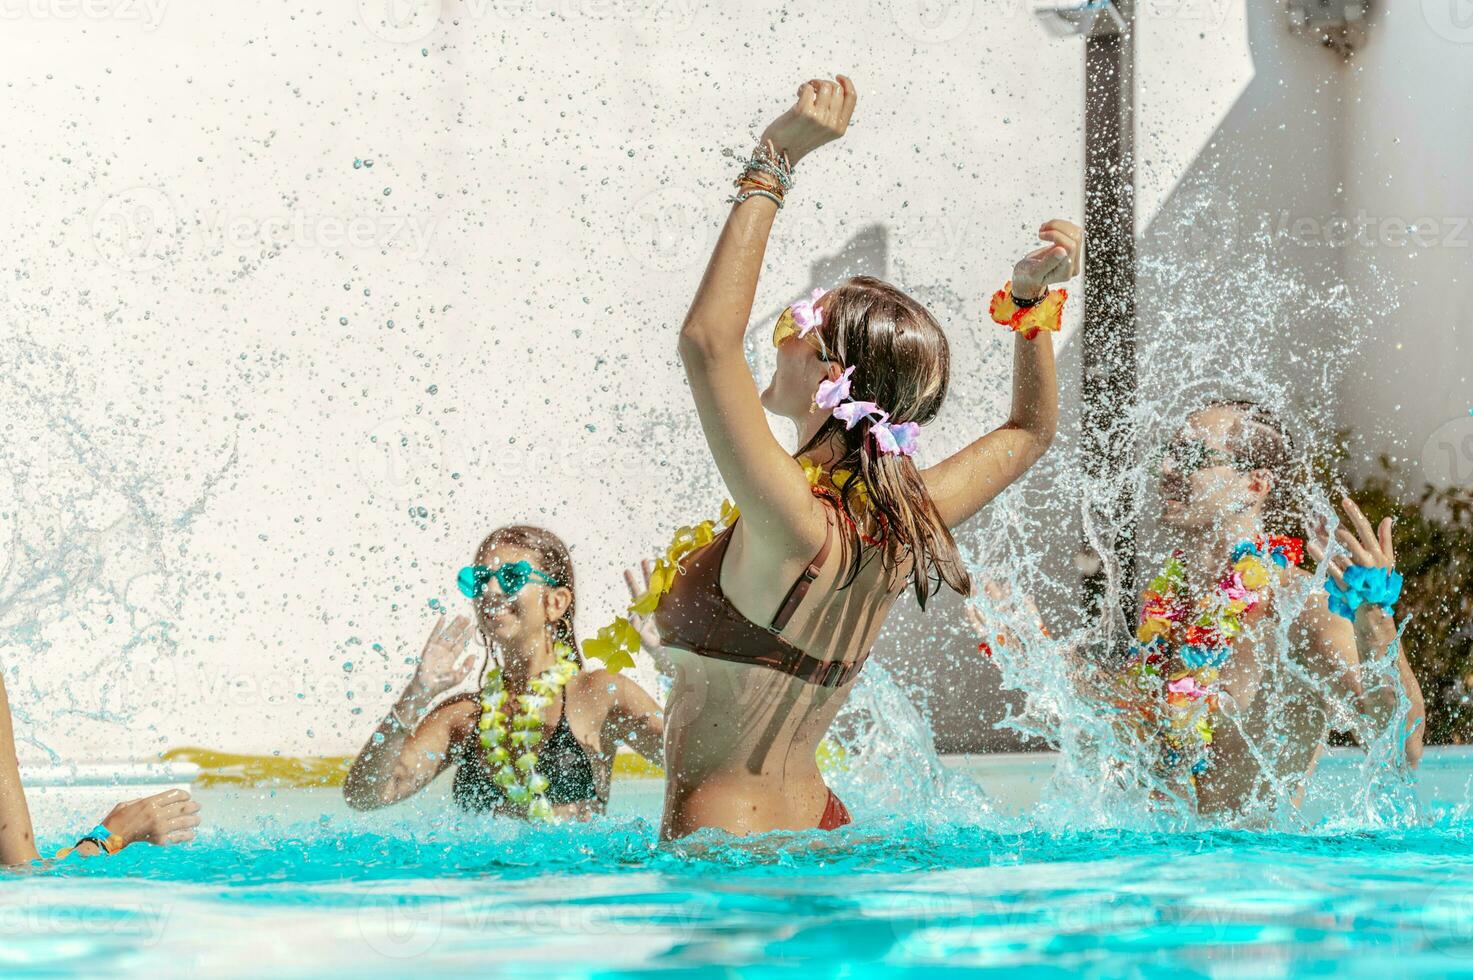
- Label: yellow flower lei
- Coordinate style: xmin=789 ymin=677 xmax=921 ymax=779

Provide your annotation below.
xmin=478 ymin=641 xmax=581 ymax=821
xmin=584 ymin=458 xmax=864 ymax=671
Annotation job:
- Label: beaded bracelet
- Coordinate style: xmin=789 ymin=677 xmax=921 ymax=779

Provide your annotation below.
xmin=727 ymin=142 xmax=795 ymax=210
xmin=728 ymin=187 xmax=785 ymax=209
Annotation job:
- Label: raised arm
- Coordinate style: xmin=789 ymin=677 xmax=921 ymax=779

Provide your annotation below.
xmin=923 ymin=221 xmax=1082 ymax=528
xmin=0 ymin=675 xmax=40 ymax=864
xmin=1306 ymin=498 xmax=1425 ymax=766
xmin=3 ymin=676 xmax=201 ymax=865
xmin=603 ymin=672 xmax=666 ymax=767
xmin=676 ymin=76 xmax=857 ymax=541
xmin=343 ymin=615 xmax=478 ymax=810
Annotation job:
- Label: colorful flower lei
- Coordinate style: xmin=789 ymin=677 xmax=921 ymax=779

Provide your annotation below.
xmin=1116 ymin=535 xmax=1303 ymax=781
xmin=478 ymin=641 xmax=581 ymax=821
xmin=582 ymin=459 xmax=870 ymax=671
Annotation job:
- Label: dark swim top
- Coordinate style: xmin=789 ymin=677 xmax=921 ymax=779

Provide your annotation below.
xmin=655 ymin=506 xmax=869 ymax=689
xmin=451 ymin=691 xmax=597 ymax=812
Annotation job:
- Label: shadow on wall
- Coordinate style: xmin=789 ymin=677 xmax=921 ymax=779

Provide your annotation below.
xmin=871 ymin=2 xmax=1353 ymax=754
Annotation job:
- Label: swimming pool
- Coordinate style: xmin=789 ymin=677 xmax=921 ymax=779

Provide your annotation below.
xmin=6 ymin=749 xmax=1472 ymax=977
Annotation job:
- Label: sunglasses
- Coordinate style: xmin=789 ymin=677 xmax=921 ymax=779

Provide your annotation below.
xmin=771 ymin=307 xmax=834 ymax=362
xmin=457 ymin=561 xmax=561 ymax=600
xmin=1152 ymin=439 xmax=1249 ymax=476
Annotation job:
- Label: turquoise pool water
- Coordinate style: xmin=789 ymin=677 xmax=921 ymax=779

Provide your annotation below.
xmin=7 ymin=756 xmax=1473 ymax=978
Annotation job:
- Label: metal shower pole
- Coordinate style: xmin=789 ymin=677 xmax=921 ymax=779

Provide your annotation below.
xmin=1079 ymin=0 xmax=1139 ymax=638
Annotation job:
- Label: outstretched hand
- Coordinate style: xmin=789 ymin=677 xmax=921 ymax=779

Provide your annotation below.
xmin=624 ymin=560 xmax=678 ymax=676
xmin=1011 ymin=219 xmax=1083 ymax=299
xmin=102 ymin=788 xmax=201 ymax=849
xmin=409 ymin=614 xmax=478 ymax=699
xmin=1306 ymin=495 xmax=1396 ymax=627
xmin=1309 ymin=497 xmax=1423 ymax=767
xmin=757 ymin=75 xmax=857 ymax=168
xmin=624 ymin=560 xmax=664 ymax=654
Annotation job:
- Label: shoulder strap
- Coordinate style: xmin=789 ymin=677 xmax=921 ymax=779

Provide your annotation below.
xmin=768 ymin=505 xmax=835 ymax=633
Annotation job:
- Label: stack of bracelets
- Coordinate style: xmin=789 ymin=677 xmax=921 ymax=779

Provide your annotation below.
xmin=728 ymin=141 xmax=794 ymax=209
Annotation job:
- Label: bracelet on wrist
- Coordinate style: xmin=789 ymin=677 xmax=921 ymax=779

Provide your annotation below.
xmin=727 ymin=187 xmax=785 ymax=210
xmin=989 ymin=280 xmax=1067 ymax=340
xmin=727 ymin=142 xmax=795 ymax=210
xmin=1325 ymin=565 xmax=1403 ymax=622
xmin=55 ymin=824 xmax=125 ymax=861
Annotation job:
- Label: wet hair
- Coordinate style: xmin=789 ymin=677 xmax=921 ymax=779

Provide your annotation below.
xmin=474 ymin=524 xmax=583 ymax=665
xmin=1198 ymin=399 xmax=1306 ymax=537
xmin=796 ymin=275 xmax=970 ymax=607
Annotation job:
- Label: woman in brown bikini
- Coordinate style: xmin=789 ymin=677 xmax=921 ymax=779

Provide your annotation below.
xmin=616 ymin=75 xmax=1082 ymax=839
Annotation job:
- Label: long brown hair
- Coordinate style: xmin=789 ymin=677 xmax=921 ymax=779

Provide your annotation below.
xmin=796 ymin=276 xmax=970 ymax=607
xmin=474 ymin=524 xmax=583 ymax=665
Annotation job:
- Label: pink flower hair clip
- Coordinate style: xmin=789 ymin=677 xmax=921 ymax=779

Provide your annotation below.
xmin=772 ymin=287 xmax=830 ymax=350
xmin=813 ymin=352 xmax=921 ymax=458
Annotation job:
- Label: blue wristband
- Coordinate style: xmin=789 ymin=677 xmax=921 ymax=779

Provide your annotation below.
xmin=1325 ymin=566 xmax=1403 ymax=621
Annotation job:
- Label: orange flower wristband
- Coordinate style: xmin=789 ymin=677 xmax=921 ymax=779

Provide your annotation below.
xmin=989 ymin=281 xmax=1067 ymax=340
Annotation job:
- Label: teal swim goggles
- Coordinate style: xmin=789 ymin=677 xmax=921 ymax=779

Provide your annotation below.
xmin=457 ymin=561 xmax=561 ymax=600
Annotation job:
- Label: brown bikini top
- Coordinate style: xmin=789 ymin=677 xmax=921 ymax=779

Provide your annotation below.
xmin=654 ymin=504 xmax=869 ymax=689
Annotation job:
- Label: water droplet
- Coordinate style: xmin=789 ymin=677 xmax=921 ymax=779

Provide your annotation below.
xmin=340 ymin=316 xmax=349 ymax=326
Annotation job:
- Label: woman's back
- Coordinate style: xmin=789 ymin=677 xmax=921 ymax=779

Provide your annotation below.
xmin=659 ymin=505 xmax=904 ymax=837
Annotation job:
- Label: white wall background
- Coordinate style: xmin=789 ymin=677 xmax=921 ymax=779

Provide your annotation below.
xmin=0 ymin=0 xmax=1465 ymax=763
